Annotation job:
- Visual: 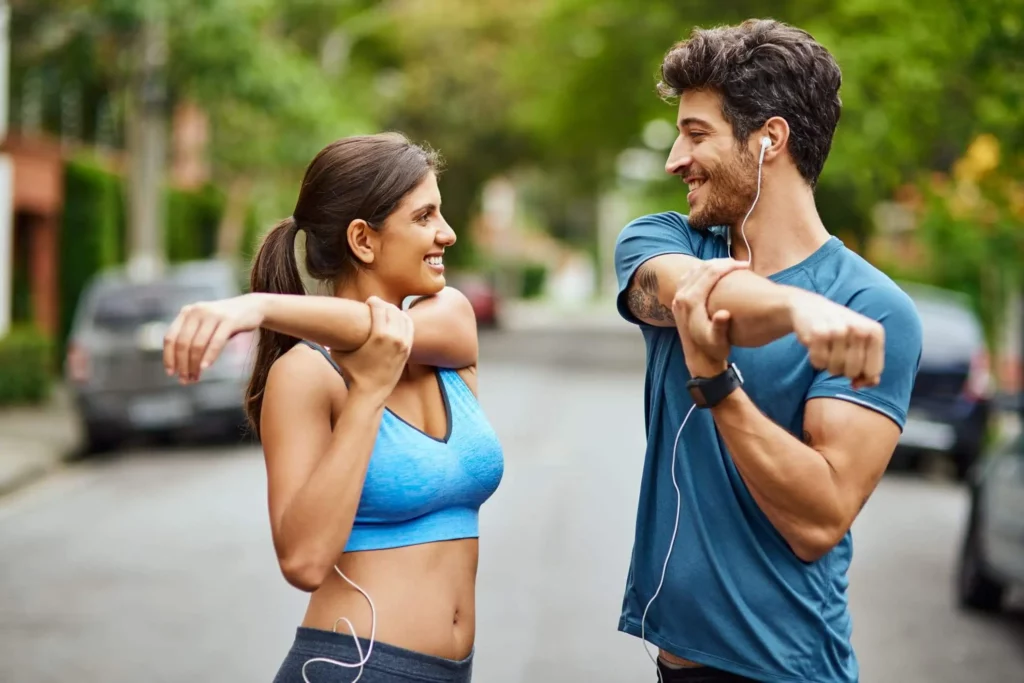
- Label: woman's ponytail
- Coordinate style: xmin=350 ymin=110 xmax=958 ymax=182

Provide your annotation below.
xmin=244 ymin=217 xmax=304 ymax=437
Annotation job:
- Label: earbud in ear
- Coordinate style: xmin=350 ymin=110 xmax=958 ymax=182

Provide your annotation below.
xmin=760 ymin=136 xmax=771 ymax=149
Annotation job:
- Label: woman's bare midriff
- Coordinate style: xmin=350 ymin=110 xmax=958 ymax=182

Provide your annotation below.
xmin=301 ymin=538 xmax=479 ymax=661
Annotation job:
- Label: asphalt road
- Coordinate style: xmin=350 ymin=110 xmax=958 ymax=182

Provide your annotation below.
xmin=1 ymin=358 xmax=1022 ymax=682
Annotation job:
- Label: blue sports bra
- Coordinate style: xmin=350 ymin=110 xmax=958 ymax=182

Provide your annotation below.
xmin=301 ymin=341 xmax=505 ymax=552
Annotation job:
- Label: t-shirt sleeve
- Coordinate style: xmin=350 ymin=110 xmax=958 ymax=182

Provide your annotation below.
xmin=805 ymin=286 xmax=923 ymax=430
xmin=614 ymin=212 xmax=697 ymax=325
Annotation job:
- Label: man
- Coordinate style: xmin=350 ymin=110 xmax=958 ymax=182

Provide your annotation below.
xmin=614 ymin=19 xmax=922 ymax=683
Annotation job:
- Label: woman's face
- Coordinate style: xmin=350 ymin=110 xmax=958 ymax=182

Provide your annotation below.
xmin=373 ymin=172 xmax=456 ymax=299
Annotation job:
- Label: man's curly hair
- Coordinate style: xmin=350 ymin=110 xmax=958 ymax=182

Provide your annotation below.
xmin=659 ymin=19 xmax=842 ymax=188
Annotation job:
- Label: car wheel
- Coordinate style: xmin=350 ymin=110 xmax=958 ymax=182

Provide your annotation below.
xmin=83 ymin=422 xmax=122 ymax=456
xmin=888 ymin=445 xmax=918 ymax=473
xmin=953 ymin=449 xmax=975 ymax=482
xmin=956 ymin=510 xmax=1006 ymax=612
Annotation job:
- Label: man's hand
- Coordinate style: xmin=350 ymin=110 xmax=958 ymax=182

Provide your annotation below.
xmin=787 ymin=291 xmax=886 ymax=390
xmin=671 ymin=259 xmax=750 ymax=377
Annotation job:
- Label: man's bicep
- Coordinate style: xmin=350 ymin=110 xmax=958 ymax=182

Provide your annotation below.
xmin=622 ymin=253 xmax=699 ymax=327
xmin=614 ymin=213 xmax=698 ymax=326
xmin=804 ymin=397 xmax=901 ymax=513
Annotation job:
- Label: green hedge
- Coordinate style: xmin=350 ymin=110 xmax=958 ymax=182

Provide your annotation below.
xmin=166 ymin=184 xmax=225 ymax=263
xmin=520 ymin=263 xmax=548 ymax=299
xmin=56 ymin=159 xmax=227 ymax=362
xmin=0 ymin=327 xmax=53 ymax=406
xmin=59 ymin=159 xmax=124 ymax=363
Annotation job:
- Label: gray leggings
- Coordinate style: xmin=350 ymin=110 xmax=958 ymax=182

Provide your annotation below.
xmin=273 ymin=627 xmax=474 ymax=683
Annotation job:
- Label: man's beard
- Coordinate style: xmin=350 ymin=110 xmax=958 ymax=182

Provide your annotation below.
xmin=688 ymin=145 xmax=759 ymax=231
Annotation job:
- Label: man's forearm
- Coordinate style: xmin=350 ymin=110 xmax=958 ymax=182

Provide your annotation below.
xmin=706 ymin=271 xmax=809 ymax=347
xmin=710 ymin=390 xmax=844 ymax=561
xmin=631 ymin=258 xmax=811 ymax=347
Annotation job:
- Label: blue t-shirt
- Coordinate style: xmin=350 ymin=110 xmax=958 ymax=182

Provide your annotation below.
xmin=614 ymin=212 xmax=922 ymax=683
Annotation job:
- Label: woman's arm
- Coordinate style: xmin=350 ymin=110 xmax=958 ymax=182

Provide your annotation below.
xmin=261 ymin=348 xmax=384 ymax=592
xmin=253 ymin=287 xmax=477 ymax=367
xmin=406 ymin=287 xmax=478 ymax=368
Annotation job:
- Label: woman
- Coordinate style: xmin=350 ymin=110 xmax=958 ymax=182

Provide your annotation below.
xmin=162 ymin=133 xmax=504 ymax=682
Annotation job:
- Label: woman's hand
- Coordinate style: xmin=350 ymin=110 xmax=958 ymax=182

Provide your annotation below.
xmin=163 ymin=293 xmax=266 ymax=382
xmin=331 ymin=297 xmax=414 ymax=402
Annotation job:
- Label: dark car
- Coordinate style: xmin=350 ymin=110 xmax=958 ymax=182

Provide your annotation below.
xmin=895 ymin=284 xmax=993 ymax=480
xmin=957 ymin=396 xmax=1024 ymax=613
xmin=65 ymin=260 xmax=254 ymax=453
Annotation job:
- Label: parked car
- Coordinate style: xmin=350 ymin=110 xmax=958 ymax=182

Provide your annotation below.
xmin=894 ymin=283 xmax=993 ymax=480
xmin=65 ymin=260 xmax=254 ymax=453
xmin=446 ymin=272 xmax=501 ymax=328
xmin=957 ymin=395 xmax=1024 ymax=613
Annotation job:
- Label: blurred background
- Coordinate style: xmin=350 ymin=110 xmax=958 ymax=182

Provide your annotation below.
xmin=0 ymin=0 xmax=1023 ymax=681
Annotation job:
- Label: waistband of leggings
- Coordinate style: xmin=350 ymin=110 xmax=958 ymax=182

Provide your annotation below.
xmin=291 ymin=627 xmax=474 ymax=674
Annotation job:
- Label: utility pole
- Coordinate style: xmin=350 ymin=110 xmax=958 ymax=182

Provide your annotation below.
xmin=126 ymin=5 xmax=168 ymax=281
xmin=0 ymin=0 xmax=13 ymax=337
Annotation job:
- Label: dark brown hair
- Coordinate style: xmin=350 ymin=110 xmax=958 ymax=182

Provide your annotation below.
xmin=245 ymin=133 xmax=442 ymax=436
xmin=659 ymin=19 xmax=842 ymax=187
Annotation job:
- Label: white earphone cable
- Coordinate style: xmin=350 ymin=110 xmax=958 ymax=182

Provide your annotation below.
xmin=640 ymin=403 xmax=697 ymax=682
xmin=733 ymin=137 xmax=769 ymax=269
xmin=301 ymin=565 xmax=376 ymax=683
xmin=643 ymin=138 xmax=767 ymax=678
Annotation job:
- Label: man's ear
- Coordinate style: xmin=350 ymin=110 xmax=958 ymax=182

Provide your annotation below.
xmin=760 ymin=116 xmax=790 ymax=161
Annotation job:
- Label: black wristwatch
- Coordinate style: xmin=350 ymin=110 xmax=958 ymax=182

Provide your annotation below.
xmin=686 ymin=363 xmax=744 ymax=409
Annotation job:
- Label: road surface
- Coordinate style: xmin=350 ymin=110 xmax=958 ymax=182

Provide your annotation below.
xmin=1 ymin=360 xmax=1021 ymax=682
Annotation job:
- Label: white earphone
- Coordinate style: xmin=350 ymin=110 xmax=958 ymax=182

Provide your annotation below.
xmin=728 ymin=135 xmax=770 ymax=268
xmin=642 ymin=134 xmax=772 ymax=681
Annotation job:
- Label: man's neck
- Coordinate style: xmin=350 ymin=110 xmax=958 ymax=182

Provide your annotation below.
xmin=728 ymin=182 xmax=831 ymax=277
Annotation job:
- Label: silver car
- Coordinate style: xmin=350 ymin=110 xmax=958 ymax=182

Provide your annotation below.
xmin=65 ymin=260 xmax=254 ymax=453
xmin=957 ymin=395 xmax=1024 ymax=612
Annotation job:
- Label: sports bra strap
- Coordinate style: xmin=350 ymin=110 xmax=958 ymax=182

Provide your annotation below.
xmin=299 ymin=340 xmax=344 ymax=378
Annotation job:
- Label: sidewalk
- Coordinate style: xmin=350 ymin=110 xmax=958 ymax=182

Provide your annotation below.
xmin=0 ymin=384 xmax=82 ymax=497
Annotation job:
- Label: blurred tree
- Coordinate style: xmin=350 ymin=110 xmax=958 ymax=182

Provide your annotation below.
xmin=368 ymin=0 xmax=538 ymax=268
xmin=9 ymin=0 xmax=380 ymax=258
xmin=10 ymin=0 xmax=1024 ymax=283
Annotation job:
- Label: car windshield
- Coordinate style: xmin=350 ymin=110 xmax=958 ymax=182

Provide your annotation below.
xmin=912 ymin=296 xmax=982 ymax=366
xmin=90 ymin=284 xmax=219 ymax=332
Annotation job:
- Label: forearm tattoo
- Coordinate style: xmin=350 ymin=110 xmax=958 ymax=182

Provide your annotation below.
xmin=627 ymin=263 xmax=675 ymax=323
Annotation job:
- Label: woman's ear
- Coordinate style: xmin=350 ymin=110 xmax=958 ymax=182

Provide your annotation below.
xmin=346 ymin=219 xmax=377 ymax=266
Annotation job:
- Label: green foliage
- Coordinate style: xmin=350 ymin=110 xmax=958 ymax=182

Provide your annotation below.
xmin=0 ymin=326 xmax=54 ymax=406
xmin=165 ymin=184 xmax=225 ymax=263
xmin=519 ymin=263 xmax=549 ymax=299
xmin=11 ymin=0 xmax=377 ymax=179
xmin=12 ymin=0 xmax=1024 ymax=285
xmin=238 ymin=204 xmax=264 ymax=273
xmin=58 ymin=157 xmax=124 ymax=360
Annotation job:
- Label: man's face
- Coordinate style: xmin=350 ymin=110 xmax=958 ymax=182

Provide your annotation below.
xmin=665 ymin=89 xmax=758 ymax=230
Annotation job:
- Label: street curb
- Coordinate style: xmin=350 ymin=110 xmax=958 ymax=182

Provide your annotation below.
xmin=0 ymin=386 xmax=83 ymax=498
xmin=0 ymin=439 xmax=78 ymax=498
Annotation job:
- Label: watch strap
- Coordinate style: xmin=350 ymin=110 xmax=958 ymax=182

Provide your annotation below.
xmin=687 ymin=363 xmax=744 ymax=408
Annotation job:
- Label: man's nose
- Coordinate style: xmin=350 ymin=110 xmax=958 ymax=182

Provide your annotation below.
xmin=665 ymin=139 xmax=692 ymax=175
